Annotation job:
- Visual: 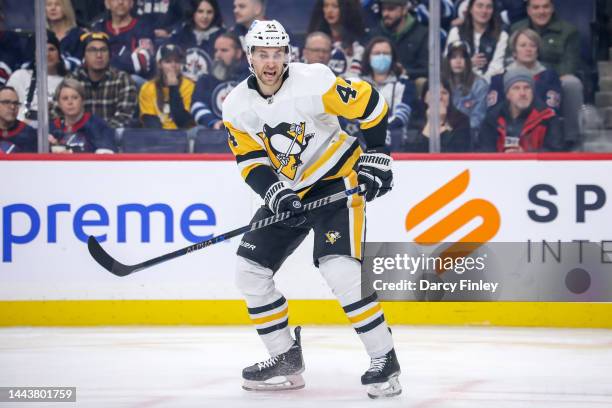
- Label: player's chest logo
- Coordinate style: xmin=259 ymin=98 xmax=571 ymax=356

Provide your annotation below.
xmin=256 ymin=121 xmax=314 ymax=180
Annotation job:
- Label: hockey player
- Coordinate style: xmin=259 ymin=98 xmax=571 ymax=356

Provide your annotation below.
xmin=222 ymin=20 xmax=401 ymax=398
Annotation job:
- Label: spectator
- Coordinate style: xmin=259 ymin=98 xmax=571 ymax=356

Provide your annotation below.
xmin=7 ymin=31 xmax=68 ymax=127
xmin=231 ymin=0 xmax=266 ymax=49
xmin=62 ymin=32 xmax=137 ymax=128
xmin=50 ymin=78 xmax=117 ymax=153
xmin=510 ymin=0 xmax=583 ymax=145
xmin=446 ymin=0 xmax=509 ymax=82
xmin=132 ymin=0 xmax=185 ymax=39
xmin=302 ymin=31 xmax=353 ymax=78
xmin=454 ymin=0 xmax=527 ymax=27
xmin=361 ymin=36 xmax=415 ymax=132
xmin=71 ymin=0 xmax=105 ymax=28
xmin=0 ymin=86 xmax=37 ymax=153
xmin=168 ymin=0 xmax=225 ymax=81
xmin=411 ymin=0 xmax=456 ymax=37
xmin=307 ymin=0 xmax=367 ymax=76
xmin=231 ymin=0 xmax=301 ymax=59
xmin=488 ymin=28 xmax=562 ymax=114
xmin=369 ymin=0 xmax=428 ymax=80
xmin=91 ymin=0 xmax=156 ymax=81
xmin=406 ymin=79 xmax=472 ymax=152
xmin=191 ymin=33 xmax=249 ymax=129
xmin=442 ymin=40 xmax=488 ymax=130
xmin=302 ymin=31 xmax=333 ymax=65
xmin=0 ymin=10 xmax=26 ymax=86
xmin=479 ymin=67 xmax=564 ymax=152
xmin=46 ymin=0 xmax=85 ymax=67
xmin=139 ymin=43 xmax=195 ymax=129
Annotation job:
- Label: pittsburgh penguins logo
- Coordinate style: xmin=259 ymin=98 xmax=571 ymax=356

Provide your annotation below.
xmin=182 ymin=48 xmax=213 ymax=81
xmin=256 ymin=122 xmax=314 ymax=180
xmin=325 ymin=231 xmax=341 ymax=245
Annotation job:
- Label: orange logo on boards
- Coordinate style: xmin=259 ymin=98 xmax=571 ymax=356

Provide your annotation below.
xmin=405 ymin=170 xmax=501 ymax=273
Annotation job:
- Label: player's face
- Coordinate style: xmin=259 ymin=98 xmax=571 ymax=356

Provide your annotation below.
xmin=214 ymin=37 xmax=241 ymax=66
xmin=251 ymin=46 xmax=285 ymax=86
xmin=45 ymin=0 xmax=64 ymax=22
xmin=58 ymin=88 xmax=84 ymax=118
xmin=234 ymin=0 xmax=260 ymax=26
xmin=470 ymin=0 xmax=494 ymax=27
xmin=84 ymin=40 xmax=110 ymax=71
xmin=514 ymin=33 xmax=538 ymax=66
xmin=381 ymin=4 xmax=406 ymax=30
xmin=303 ymin=36 xmax=332 ymax=65
xmin=323 ymin=0 xmax=340 ymax=26
xmin=106 ymin=0 xmax=133 ymax=18
xmin=507 ymin=82 xmax=534 ymax=111
xmin=449 ymin=50 xmax=466 ymax=74
xmin=0 ymin=89 xmax=20 ymax=124
xmin=527 ymin=0 xmax=554 ymax=27
xmin=193 ymin=0 xmax=215 ymax=31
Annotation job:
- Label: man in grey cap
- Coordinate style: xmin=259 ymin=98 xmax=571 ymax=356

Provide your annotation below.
xmin=369 ymin=0 xmax=428 ymax=80
xmin=478 ymin=66 xmax=564 ymax=152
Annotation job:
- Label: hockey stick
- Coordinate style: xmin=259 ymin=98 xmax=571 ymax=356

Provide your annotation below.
xmin=88 ymin=184 xmax=365 ymax=277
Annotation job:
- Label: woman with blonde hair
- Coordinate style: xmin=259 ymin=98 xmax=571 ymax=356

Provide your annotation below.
xmin=487 ymin=27 xmax=562 ymax=114
xmin=49 ymin=78 xmax=116 ymax=153
xmin=46 ymin=0 xmax=85 ymax=64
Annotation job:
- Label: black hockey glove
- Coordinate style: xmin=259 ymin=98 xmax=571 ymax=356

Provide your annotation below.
xmin=357 ymin=148 xmax=394 ymax=202
xmin=264 ymin=181 xmax=306 ymax=227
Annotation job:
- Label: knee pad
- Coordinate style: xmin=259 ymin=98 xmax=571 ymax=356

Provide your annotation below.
xmin=235 ymin=256 xmax=275 ymax=298
xmin=318 ymin=254 xmax=362 ymax=303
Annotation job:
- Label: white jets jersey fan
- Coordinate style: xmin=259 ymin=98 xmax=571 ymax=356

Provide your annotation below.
xmin=222 ymin=61 xmax=389 ymax=195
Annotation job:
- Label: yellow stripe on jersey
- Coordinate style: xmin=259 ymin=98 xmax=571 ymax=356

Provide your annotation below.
xmin=346 ymin=170 xmax=365 ymax=259
xmin=360 ymin=102 xmax=388 ymax=130
xmin=322 ymin=77 xmax=373 ymax=120
xmin=323 ymin=144 xmax=362 ymax=182
xmin=224 ymin=120 xmax=263 ymax=157
xmin=301 ymin=132 xmax=348 ymax=182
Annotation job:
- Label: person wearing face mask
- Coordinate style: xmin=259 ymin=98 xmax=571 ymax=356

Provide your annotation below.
xmin=191 ymin=32 xmax=249 ymax=129
xmin=360 ymin=37 xmax=415 ymax=150
xmin=167 ymin=0 xmax=226 ymax=81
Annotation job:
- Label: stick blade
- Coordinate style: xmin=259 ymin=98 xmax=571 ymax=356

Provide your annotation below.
xmin=87 ymin=236 xmax=136 ymax=277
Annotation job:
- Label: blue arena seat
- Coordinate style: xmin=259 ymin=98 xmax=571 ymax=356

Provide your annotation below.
xmin=192 ymin=128 xmax=231 ymax=153
xmin=120 ymin=128 xmax=189 ymax=153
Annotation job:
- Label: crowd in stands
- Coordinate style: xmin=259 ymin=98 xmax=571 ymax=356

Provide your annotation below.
xmin=0 ymin=0 xmax=607 ymax=154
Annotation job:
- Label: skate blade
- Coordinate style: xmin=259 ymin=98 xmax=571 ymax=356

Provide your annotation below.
xmin=366 ymin=375 xmax=402 ymax=399
xmin=242 ymin=374 xmax=305 ymax=391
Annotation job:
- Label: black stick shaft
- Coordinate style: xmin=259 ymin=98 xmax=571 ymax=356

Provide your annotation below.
xmin=88 ymin=185 xmax=364 ymax=276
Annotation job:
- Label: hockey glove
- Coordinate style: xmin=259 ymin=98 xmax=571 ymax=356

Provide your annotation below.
xmin=264 ymin=181 xmax=307 ymax=227
xmin=357 ymin=148 xmax=394 ymax=202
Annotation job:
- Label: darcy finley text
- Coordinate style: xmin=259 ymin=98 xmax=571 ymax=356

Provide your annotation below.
xmin=373 ymin=279 xmax=499 ymax=293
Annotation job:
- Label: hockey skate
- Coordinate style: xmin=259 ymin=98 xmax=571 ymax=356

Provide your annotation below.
xmin=361 ymin=348 xmax=402 ymax=399
xmin=242 ymin=326 xmax=305 ymax=391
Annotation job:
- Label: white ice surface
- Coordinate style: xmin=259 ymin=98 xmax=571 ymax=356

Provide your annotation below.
xmin=1 ymin=326 xmax=611 ymax=407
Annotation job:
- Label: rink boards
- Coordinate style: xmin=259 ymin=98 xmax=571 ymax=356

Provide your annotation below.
xmin=1 ymin=153 xmax=612 ymax=327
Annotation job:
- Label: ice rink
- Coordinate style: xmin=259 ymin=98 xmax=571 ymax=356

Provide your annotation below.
xmin=1 ymin=325 xmax=611 ymax=407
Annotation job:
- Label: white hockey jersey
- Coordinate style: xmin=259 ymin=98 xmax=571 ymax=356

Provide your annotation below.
xmin=222 ymin=62 xmax=388 ymax=197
